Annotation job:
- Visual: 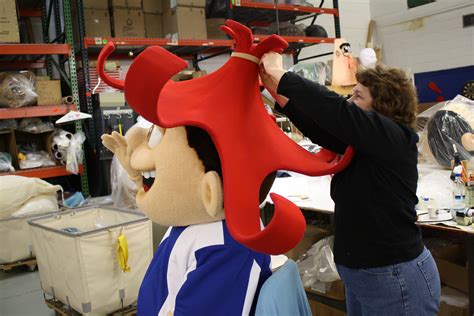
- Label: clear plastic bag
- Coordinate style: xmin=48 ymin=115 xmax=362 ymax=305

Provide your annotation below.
xmin=66 ymin=131 xmax=86 ymax=175
xmin=0 ymin=152 xmax=14 ymax=172
xmin=0 ymin=71 xmax=37 ymax=108
xmin=18 ymin=151 xmax=55 ymax=169
xmin=0 ymin=119 xmax=17 ymax=131
xmin=289 ymin=62 xmax=332 ymax=86
xmin=418 ymin=95 xmax=474 ymax=167
xmin=111 ymin=156 xmax=139 ymax=210
xmin=298 ymin=236 xmax=340 ymax=289
xmin=17 ymin=118 xmax=54 ymax=133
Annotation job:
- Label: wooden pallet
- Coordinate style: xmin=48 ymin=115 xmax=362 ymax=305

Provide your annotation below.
xmin=0 ymin=258 xmax=37 ymax=272
xmin=45 ymin=298 xmax=137 ymax=316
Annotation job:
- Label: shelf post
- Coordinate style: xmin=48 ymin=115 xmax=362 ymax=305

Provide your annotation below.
xmin=63 ymin=0 xmax=90 ymax=197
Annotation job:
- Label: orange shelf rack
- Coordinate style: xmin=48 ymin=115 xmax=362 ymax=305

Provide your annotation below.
xmin=0 ymin=44 xmax=71 ymax=56
xmin=231 ymin=0 xmax=339 ymax=15
xmin=0 ymin=105 xmax=77 ymax=120
xmin=83 ymin=35 xmax=335 ymax=56
xmin=84 ymin=37 xmax=234 ymax=48
xmin=1 ymin=164 xmax=84 ymax=179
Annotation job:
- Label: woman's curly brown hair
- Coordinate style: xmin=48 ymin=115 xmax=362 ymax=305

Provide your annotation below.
xmin=356 ymin=65 xmax=418 ymax=128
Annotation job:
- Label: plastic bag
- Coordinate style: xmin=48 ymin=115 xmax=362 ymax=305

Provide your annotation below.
xmin=418 ymin=95 xmax=474 ymax=167
xmin=0 ymin=119 xmax=17 ymax=131
xmin=64 ymin=191 xmax=85 ymax=208
xmin=298 ymin=236 xmax=340 ymax=289
xmin=111 ymin=156 xmax=139 ymax=210
xmin=289 ymin=62 xmax=332 ymax=86
xmin=0 ymin=71 xmax=37 ymax=108
xmin=17 ymin=117 xmax=54 ymax=133
xmin=66 ymin=131 xmax=86 ymax=174
xmin=0 ymin=152 xmax=14 ymax=172
xmin=18 ymin=151 xmax=56 ymax=169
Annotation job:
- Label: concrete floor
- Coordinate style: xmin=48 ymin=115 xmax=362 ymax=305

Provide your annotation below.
xmin=0 ymin=267 xmax=55 ymax=316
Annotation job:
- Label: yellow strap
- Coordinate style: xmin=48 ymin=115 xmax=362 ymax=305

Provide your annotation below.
xmin=117 ymin=233 xmax=131 ymax=273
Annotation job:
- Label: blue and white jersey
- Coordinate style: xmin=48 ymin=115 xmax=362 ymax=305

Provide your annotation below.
xmin=137 ymin=220 xmax=272 ymax=316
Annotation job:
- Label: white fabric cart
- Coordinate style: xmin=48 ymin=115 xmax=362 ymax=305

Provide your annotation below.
xmin=0 ymin=215 xmax=37 ymax=264
xmin=29 ymin=206 xmax=153 ymax=314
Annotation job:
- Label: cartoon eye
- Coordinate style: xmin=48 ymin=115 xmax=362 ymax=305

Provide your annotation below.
xmin=147 ymin=125 xmax=163 ymax=148
xmin=339 ymin=43 xmax=352 ymax=56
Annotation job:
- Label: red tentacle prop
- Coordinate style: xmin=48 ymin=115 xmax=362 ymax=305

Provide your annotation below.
xmin=97 ymin=42 xmax=125 ymax=90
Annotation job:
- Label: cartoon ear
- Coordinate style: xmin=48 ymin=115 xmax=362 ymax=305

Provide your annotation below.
xmin=200 ymin=171 xmax=224 ymax=218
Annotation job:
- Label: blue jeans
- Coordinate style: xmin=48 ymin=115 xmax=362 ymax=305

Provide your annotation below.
xmin=336 ymin=247 xmax=440 ymax=316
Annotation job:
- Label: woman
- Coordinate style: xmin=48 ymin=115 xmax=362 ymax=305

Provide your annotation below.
xmin=260 ymin=53 xmax=440 ymax=315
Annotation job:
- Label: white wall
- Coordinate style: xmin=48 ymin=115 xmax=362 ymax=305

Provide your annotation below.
xmin=370 ymin=0 xmax=474 ymax=73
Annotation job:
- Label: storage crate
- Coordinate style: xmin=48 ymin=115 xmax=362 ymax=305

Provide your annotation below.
xmin=29 ymin=207 xmax=152 ymax=314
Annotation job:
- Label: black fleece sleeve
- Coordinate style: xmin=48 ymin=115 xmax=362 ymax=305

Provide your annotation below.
xmin=277 ymin=72 xmax=414 ymax=159
xmin=275 ymin=101 xmax=348 ymax=154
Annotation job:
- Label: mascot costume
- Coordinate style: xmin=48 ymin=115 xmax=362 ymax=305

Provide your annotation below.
xmin=99 ymin=20 xmax=354 ymax=315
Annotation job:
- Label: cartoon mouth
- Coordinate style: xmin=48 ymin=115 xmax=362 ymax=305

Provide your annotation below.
xmin=142 ymin=171 xmax=156 ymax=192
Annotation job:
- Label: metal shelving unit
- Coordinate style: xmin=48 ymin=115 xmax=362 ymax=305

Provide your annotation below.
xmin=70 ymin=0 xmax=340 ymax=195
xmin=229 ymin=0 xmax=338 ymax=24
xmin=0 ymin=0 xmax=89 ymax=196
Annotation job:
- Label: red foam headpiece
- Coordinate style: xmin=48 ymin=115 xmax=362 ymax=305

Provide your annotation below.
xmin=97 ymin=20 xmax=354 ymax=255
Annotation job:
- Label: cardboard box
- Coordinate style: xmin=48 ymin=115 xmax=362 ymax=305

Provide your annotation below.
xmin=84 ymin=9 xmax=111 ymax=37
xmin=145 ymin=13 xmax=163 ymax=38
xmin=308 ymin=300 xmax=346 ymax=316
xmin=83 ymin=0 xmax=108 ymax=9
xmin=143 ymin=0 xmax=163 ymax=13
xmin=163 ymin=0 xmax=205 ymax=12
xmin=206 ymin=18 xmax=226 ymax=39
xmin=112 ymin=8 xmax=146 ymax=38
xmin=111 ymin=0 xmax=143 ymax=8
xmin=439 ymin=286 xmax=469 ymax=316
xmin=15 ymin=130 xmax=54 ymax=162
xmin=163 ymin=6 xmax=206 ymax=40
xmin=0 ymin=0 xmax=20 ymax=43
xmin=432 ymin=244 xmax=468 ymax=293
xmin=306 ymin=281 xmax=345 ymax=301
xmin=35 ymin=80 xmax=62 ymax=106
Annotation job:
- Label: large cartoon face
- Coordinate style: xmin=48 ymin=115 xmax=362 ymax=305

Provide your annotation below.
xmin=126 ymin=125 xmax=224 ymax=226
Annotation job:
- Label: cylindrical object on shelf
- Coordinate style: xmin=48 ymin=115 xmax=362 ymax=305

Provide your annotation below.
xmin=62 ymin=96 xmax=74 ymax=105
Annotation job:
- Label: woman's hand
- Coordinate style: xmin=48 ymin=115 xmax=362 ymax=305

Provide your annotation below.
xmin=259 ymin=52 xmax=289 ymax=107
